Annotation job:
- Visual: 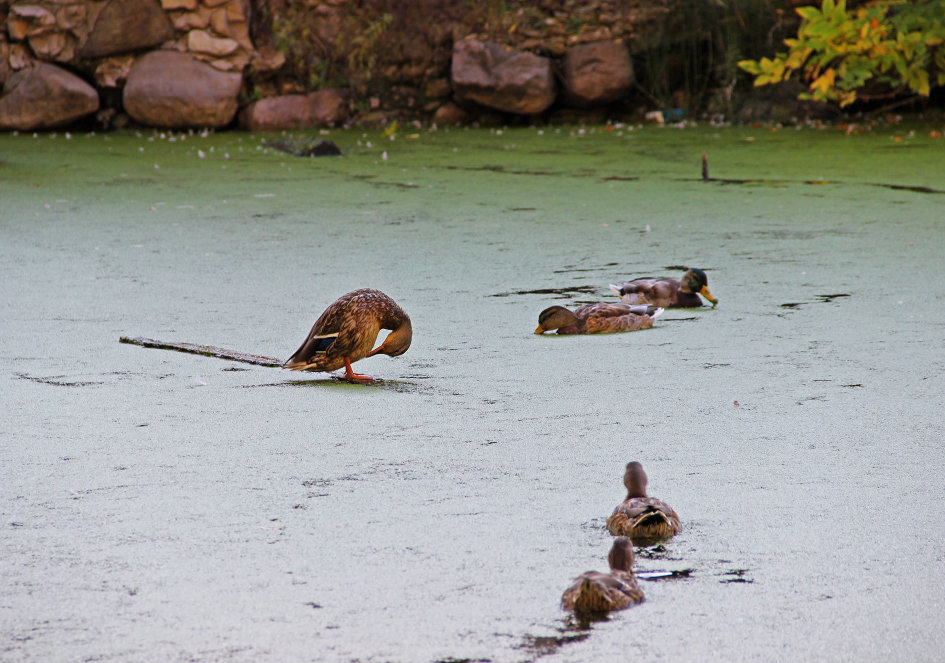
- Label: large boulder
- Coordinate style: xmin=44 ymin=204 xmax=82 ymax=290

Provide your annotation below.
xmin=562 ymin=41 xmax=633 ymax=107
xmin=451 ymin=39 xmax=555 ymax=115
xmin=78 ymin=0 xmax=174 ymax=59
xmin=239 ymin=89 xmax=349 ymax=131
xmin=0 ymin=63 xmax=99 ymax=130
xmin=123 ymin=51 xmax=242 ymax=128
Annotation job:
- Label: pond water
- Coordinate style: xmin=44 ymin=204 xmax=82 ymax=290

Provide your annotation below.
xmin=2 ymin=121 xmax=944 ymax=663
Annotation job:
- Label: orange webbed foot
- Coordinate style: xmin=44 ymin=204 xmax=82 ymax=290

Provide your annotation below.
xmin=343 ymin=357 xmax=374 ymax=382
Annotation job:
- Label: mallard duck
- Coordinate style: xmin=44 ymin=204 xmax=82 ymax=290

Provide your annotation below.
xmin=534 ymin=302 xmax=663 ymax=335
xmin=561 ymin=537 xmax=645 ymax=613
xmin=283 ymin=288 xmax=412 ymax=381
xmin=606 ymin=462 xmax=681 ymax=546
xmin=609 ymin=267 xmax=718 ymax=308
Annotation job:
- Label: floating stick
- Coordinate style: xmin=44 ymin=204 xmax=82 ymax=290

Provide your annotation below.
xmin=119 ymin=336 xmax=283 ymax=368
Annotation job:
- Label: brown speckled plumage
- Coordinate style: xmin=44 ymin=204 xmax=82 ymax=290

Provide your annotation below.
xmin=610 ymin=267 xmax=718 ymax=308
xmin=607 ymin=462 xmax=681 ymax=546
xmin=283 ymin=289 xmax=411 ymax=380
xmin=561 ymin=538 xmax=644 ymax=613
xmin=535 ymin=302 xmax=663 ymax=335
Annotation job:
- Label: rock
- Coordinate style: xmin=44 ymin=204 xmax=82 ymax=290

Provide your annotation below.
xmin=187 ymin=29 xmax=239 ymax=57
xmin=562 ymin=41 xmax=633 ymax=107
xmin=250 ymin=46 xmax=285 ymax=73
xmin=94 ymin=54 xmax=135 ymax=88
xmin=262 ymin=137 xmax=341 ymax=157
xmin=123 ymin=51 xmax=242 ymax=128
xmin=8 ymin=5 xmax=55 ymax=41
xmin=0 ymin=63 xmax=99 ymax=130
xmin=451 ymin=39 xmax=555 ymax=115
xmin=0 ymin=44 xmax=10 ymax=87
xmin=78 ymin=0 xmax=175 ymax=59
xmin=239 ymin=89 xmax=349 ymax=131
xmin=169 ymin=7 xmax=212 ymax=31
xmin=161 ymin=0 xmax=198 ymax=9
xmin=28 ymin=30 xmax=72 ymax=61
xmin=423 ymin=77 xmax=451 ymax=100
xmin=56 ymin=5 xmax=87 ymax=31
xmin=432 ymin=101 xmax=468 ymax=126
xmin=8 ymin=44 xmax=33 ymax=71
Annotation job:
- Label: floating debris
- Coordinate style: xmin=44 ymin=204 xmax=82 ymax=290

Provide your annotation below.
xmin=262 ymin=137 xmax=342 ymax=157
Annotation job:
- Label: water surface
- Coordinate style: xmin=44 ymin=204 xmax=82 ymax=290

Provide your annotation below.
xmin=2 ymin=122 xmax=944 ymax=662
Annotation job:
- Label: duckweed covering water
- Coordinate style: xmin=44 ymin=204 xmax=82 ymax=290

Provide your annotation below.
xmin=2 ymin=121 xmax=945 ymax=662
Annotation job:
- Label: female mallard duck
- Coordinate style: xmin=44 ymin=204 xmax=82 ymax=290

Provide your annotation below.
xmin=534 ymin=302 xmax=663 ymax=335
xmin=609 ymin=267 xmax=718 ymax=308
xmin=606 ymin=462 xmax=681 ymax=546
xmin=283 ymin=288 xmax=412 ymax=382
xmin=561 ymin=538 xmax=645 ymax=613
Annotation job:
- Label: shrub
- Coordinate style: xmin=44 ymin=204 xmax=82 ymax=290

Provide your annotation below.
xmin=738 ymin=0 xmax=945 ymax=107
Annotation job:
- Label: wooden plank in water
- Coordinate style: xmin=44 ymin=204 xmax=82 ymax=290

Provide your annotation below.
xmin=119 ymin=336 xmax=283 ymax=368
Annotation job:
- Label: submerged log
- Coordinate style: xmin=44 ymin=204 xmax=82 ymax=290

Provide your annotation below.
xmin=119 ymin=336 xmax=283 ymax=368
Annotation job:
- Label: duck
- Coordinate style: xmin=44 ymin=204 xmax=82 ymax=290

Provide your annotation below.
xmin=606 ymin=462 xmax=681 ymax=546
xmin=283 ymin=288 xmax=412 ymax=382
xmin=534 ymin=302 xmax=663 ymax=335
xmin=561 ymin=537 xmax=645 ymax=613
xmin=609 ymin=267 xmax=718 ymax=308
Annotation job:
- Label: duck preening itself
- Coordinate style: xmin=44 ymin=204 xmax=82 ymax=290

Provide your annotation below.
xmin=283 ymin=288 xmax=412 ymax=382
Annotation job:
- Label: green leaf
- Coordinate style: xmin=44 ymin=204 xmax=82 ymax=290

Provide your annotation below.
xmin=796 ymin=6 xmax=822 ymax=21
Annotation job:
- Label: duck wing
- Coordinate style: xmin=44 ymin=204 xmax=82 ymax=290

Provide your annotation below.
xmin=607 ymin=497 xmax=681 ymax=543
xmin=562 ymin=571 xmax=644 ymax=612
xmin=575 ymin=302 xmax=661 ymax=333
xmin=610 ymin=277 xmax=680 ymax=307
xmin=284 ymin=289 xmax=384 ymax=371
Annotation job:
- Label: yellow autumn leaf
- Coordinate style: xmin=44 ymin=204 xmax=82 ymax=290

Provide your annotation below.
xmin=811 ymin=68 xmax=836 ymax=94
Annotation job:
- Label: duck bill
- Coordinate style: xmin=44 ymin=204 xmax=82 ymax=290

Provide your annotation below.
xmin=367 ymin=344 xmax=385 ymax=357
xmin=534 ymin=327 xmax=545 ymax=335
xmin=700 ymin=285 xmax=718 ymax=307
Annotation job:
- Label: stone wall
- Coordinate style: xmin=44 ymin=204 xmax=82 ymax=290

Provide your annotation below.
xmin=0 ymin=0 xmax=261 ymax=128
xmin=0 ymin=0 xmax=802 ymax=131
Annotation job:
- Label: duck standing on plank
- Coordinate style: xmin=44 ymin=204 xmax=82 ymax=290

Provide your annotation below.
xmin=284 ymin=289 xmax=412 ymax=382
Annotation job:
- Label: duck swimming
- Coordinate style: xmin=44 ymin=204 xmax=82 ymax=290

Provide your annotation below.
xmin=561 ymin=537 xmax=645 ymax=613
xmin=610 ymin=267 xmax=718 ymax=308
xmin=534 ymin=302 xmax=663 ymax=335
xmin=606 ymin=462 xmax=681 ymax=546
xmin=283 ymin=288 xmax=412 ymax=382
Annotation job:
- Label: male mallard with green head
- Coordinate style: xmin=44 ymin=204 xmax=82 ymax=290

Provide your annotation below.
xmin=610 ymin=267 xmax=718 ymax=308
xmin=561 ymin=537 xmax=645 ymax=613
xmin=606 ymin=462 xmax=681 ymax=546
xmin=534 ymin=302 xmax=663 ymax=335
xmin=284 ymin=288 xmax=412 ymax=382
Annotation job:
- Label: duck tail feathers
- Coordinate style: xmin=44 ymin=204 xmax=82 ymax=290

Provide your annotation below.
xmin=627 ymin=305 xmax=663 ymax=319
